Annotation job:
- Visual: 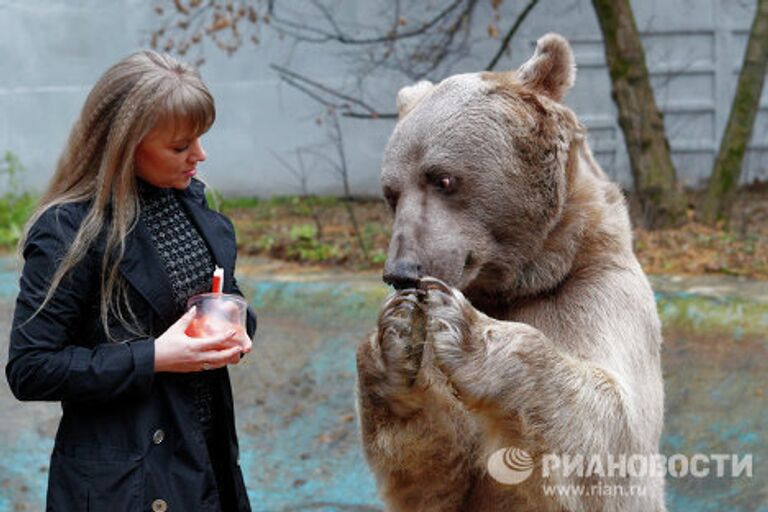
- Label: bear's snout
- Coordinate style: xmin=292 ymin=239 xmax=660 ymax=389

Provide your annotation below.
xmin=383 ymin=259 xmax=423 ymax=290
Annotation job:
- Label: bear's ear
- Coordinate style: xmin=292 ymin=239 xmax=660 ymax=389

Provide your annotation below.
xmin=396 ymin=80 xmax=435 ymax=119
xmin=516 ymin=33 xmax=576 ymax=102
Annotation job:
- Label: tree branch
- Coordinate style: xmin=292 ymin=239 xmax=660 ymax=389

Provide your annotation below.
xmin=266 ymin=0 xmax=470 ymax=45
xmin=485 ymin=0 xmax=540 ymax=71
xmin=271 ymin=63 xmax=397 ymax=119
xmin=328 ymin=111 xmax=369 ymax=260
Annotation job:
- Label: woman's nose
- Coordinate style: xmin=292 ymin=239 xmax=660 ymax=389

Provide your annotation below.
xmin=189 ymin=139 xmax=206 ymax=162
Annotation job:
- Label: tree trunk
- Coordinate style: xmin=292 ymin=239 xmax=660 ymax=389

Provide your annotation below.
xmin=701 ymin=0 xmax=768 ymax=225
xmin=592 ymin=0 xmax=687 ymax=229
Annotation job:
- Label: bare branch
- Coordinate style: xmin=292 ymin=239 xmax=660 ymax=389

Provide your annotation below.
xmin=271 ymin=63 xmax=397 ymax=119
xmin=345 ymin=111 xmax=398 ymax=120
xmin=327 ymin=111 xmax=369 ymax=260
xmin=485 ymin=0 xmax=540 ymax=71
xmin=303 ymin=147 xmax=343 ymax=173
xmin=270 ymin=149 xmax=308 ymax=188
xmin=271 ymin=64 xmax=374 ymax=113
xmin=266 ymin=0 xmax=470 ymax=45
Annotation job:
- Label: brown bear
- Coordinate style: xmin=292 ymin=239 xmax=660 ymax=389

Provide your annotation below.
xmin=356 ymin=34 xmax=666 ymax=512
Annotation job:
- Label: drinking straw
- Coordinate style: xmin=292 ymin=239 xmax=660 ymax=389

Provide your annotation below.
xmin=212 ymin=266 xmax=224 ymax=294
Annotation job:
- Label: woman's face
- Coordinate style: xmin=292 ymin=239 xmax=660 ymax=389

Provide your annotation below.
xmin=134 ymin=116 xmax=207 ymax=190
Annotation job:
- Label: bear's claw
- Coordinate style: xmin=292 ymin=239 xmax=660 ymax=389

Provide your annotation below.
xmin=377 ymin=289 xmax=427 ymax=388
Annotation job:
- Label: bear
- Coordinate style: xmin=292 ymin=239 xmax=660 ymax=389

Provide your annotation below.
xmin=355 ymin=33 xmax=666 ymax=512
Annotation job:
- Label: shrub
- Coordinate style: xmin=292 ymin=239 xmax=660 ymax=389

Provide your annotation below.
xmin=0 ymin=152 xmax=36 ymax=248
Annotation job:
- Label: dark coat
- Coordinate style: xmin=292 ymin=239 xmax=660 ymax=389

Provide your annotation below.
xmin=6 ymin=179 xmax=256 ymax=512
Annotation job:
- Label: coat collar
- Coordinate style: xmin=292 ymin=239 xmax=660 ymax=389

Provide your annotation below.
xmin=118 ymin=179 xmax=233 ymax=324
xmin=174 ymin=180 xmax=231 ymax=273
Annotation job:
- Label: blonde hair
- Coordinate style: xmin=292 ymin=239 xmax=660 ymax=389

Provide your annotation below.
xmin=21 ymin=50 xmax=215 ymax=340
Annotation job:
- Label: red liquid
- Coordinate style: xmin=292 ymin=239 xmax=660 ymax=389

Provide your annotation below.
xmin=185 ymin=316 xmax=243 ymax=338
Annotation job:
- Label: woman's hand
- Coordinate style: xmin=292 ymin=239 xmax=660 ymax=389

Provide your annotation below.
xmin=230 ymin=327 xmax=253 ymax=356
xmin=154 ymin=307 xmax=246 ymax=373
xmin=209 ymin=299 xmax=254 ymax=356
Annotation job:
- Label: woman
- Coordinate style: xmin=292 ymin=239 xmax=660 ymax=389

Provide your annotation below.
xmin=6 ymin=51 xmax=256 ymax=511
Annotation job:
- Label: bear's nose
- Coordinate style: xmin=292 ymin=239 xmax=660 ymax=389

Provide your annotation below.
xmin=383 ymin=259 xmax=423 ymax=290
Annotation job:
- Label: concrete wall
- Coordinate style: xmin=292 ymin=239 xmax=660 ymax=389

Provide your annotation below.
xmin=0 ymin=0 xmax=765 ymax=197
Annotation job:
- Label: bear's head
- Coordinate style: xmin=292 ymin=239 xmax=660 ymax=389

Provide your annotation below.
xmin=381 ymin=33 xmax=587 ymax=305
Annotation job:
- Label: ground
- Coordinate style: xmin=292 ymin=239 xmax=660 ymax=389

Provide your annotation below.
xmin=0 ymin=256 xmax=764 ymax=511
xmin=0 ymin=187 xmax=765 ymax=511
xmin=222 ymin=184 xmax=768 ymax=280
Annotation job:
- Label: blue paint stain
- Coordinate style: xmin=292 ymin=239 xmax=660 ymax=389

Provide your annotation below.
xmin=738 ymin=431 xmax=759 ymax=445
xmin=241 ymin=334 xmax=381 ymax=510
xmin=664 ymin=434 xmax=685 ymax=451
xmin=709 ymin=375 xmax=739 ymax=404
xmin=0 ymin=430 xmax=55 ymax=510
xmin=687 ymin=304 xmax=704 ymax=328
xmin=717 ymin=421 xmax=749 ymax=441
xmin=0 ymin=269 xmax=20 ymax=299
xmin=693 ymin=440 xmax=709 ymax=453
xmin=662 ymin=301 xmax=679 ymax=317
xmin=666 ymin=488 xmax=722 ymax=512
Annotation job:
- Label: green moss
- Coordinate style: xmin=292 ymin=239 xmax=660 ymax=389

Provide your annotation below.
xmin=657 ymin=293 xmax=768 ymax=338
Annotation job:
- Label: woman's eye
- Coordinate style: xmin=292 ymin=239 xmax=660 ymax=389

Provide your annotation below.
xmin=173 ymin=145 xmax=189 ymax=153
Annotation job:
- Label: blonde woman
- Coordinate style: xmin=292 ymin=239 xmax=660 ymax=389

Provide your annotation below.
xmin=6 ymin=51 xmax=256 ymax=511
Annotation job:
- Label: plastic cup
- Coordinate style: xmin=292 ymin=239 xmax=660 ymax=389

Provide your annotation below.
xmin=185 ymin=293 xmax=248 ymax=339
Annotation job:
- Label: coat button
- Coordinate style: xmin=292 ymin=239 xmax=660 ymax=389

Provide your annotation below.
xmin=151 ymin=499 xmax=167 ymax=511
xmin=152 ymin=429 xmax=165 ymax=445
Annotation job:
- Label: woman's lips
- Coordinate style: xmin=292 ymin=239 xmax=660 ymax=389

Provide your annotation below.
xmin=183 ymin=168 xmax=197 ymax=177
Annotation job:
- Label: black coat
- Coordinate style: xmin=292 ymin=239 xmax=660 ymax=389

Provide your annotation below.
xmin=6 ymin=179 xmax=256 ymax=512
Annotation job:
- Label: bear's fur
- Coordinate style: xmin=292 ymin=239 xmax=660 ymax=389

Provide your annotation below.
xmin=356 ymin=34 xmax=666 ymax=512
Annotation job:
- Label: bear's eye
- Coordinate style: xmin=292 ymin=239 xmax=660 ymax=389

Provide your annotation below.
xmin=430 ymin=174 xmax=457 ymax=194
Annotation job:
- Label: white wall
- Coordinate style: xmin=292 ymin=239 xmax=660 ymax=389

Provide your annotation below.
xmin=0 ymin=0 xmax=765 ymax=197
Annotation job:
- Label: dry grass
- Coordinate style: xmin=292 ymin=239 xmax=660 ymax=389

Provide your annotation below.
xmin=633 ymin=185 xmax=767 ymax=279
xmin=225 ymin=185 xmax=768 ymax=279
